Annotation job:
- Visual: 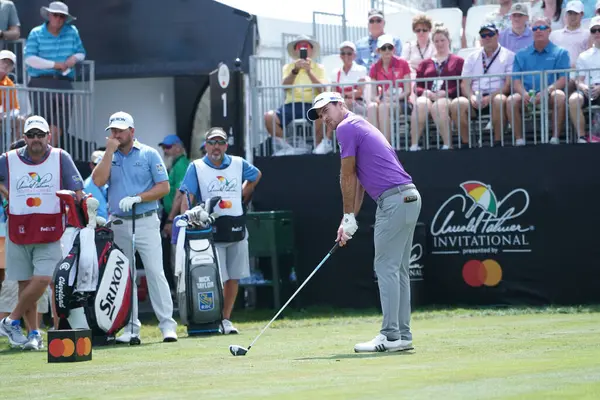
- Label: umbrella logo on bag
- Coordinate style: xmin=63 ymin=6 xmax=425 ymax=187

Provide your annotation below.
xmin=430 ymin=180 xmax=534 ymax=256
xmin=198 ymin=292 xmax=214 ymax=311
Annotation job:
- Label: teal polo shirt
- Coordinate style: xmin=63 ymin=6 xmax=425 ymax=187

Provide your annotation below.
xmin=107 ymin=140 xmax=169 ymax=217
xmin=513 ymin=42 xmax=570 ymax=92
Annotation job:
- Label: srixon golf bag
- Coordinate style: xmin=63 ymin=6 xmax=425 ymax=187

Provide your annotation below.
xmin=176 ymin=197 xmax=224 ymax=336
xmin=54 ymin=190 xmax=132 ymax=345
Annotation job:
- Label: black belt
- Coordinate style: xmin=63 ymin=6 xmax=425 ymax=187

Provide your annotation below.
xmin=31 ymin=75 xmax=73 ymax=82
xmin=116 ymin=210 xmax=157 ymax=220
xmin=377 ymin=183 xmax=416 ymax=204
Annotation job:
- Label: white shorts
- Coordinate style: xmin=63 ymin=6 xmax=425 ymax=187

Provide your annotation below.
xmin=215 ymin=238 xmax=250 ymax=282
xmin=0 ymin=280 xmax=49 ymax=314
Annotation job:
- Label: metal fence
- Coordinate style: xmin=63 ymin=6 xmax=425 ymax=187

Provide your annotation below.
xmin=248 ymin=67 xmax=600 ymax=157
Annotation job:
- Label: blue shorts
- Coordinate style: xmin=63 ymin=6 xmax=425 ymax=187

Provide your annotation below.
xmin=275 ymin=102 xmax=313 ymax=127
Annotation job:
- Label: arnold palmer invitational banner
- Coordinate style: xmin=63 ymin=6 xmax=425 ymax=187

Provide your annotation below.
xmin=251 ymin=145 xmax=600 ymax=308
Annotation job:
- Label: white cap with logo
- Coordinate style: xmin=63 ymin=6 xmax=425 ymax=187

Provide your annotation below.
xmin=307 ymin=92 xmax=344 ymax=121
xmin=105 ymin=111 xmax=134 ymax=131
xmin=590 ymin=15 xmax=600 ymax=28
xmin=565 ymin=0 xmax=584 ymax=13
xmin=0 ymin=50 xmax=16 ymax=64
xmin=24 ymin=115 xmax=50 ymax=133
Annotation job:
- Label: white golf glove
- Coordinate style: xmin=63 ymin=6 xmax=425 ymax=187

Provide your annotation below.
xmin=95 ymin=216 xmax=107 ymax=227
xmin=185 ymin=205 xmax=210 ymax=226
xmin=337 ymin=213 xmax=358 ymax=243
xmin=119 ymin=196 xmax=142 ymax=213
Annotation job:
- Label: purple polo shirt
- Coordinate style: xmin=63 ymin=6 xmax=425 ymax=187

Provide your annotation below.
xmin=499 ymin=27 xmax=533 ymax=54
xmin=336 ymin=112 xmax=412 ymax=200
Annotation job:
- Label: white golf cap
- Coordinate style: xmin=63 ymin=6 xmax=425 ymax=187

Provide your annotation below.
xmin=24 ymin=115 xmax=50 ymax=133
xmin=377 ymin=34 xmax=395 ymax=49
xmin=565 ymin=0 xmax=584 ymax=13
xmin=307 ymin=92 xmax=344 ymax=121
xmin=0 ymin=50 xmax=16 ymax=64
xmin=105 ymin=111 xmax=134 ymax=131
xmin=339 ymin=41 xmax=356 ymax=52
xmin=590 ymin=15 xmax=600 ymax=28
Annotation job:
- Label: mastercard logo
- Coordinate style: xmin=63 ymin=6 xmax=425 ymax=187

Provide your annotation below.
xmin=49 ymin=337 xmax=92 ymax=358
xmin=462 ymin=259 xmax=502 ymax=287
xmin=219 ymin=200 xmax=232 ymax=209
xmin=26 ymin=197 xmax=42 ymax=207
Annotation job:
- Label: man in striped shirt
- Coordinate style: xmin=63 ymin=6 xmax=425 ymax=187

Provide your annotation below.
xmin=24 ymin=2 xmax=86 ymax=148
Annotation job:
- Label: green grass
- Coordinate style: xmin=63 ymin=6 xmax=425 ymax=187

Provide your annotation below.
xmin=1 ymin=306 xmax=600 ymax=400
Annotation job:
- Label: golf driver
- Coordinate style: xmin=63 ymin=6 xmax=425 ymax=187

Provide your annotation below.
xmin=229 ymin=242 xmax=340 ymax=356
xmin=130 ymin=203 xmax=141 ymax=346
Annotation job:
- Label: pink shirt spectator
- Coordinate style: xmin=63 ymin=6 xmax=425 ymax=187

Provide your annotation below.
xmin=369 ymin=55 xmax=411 ymax=93
xmin=415 ymin=54 xmax=464 ymax=98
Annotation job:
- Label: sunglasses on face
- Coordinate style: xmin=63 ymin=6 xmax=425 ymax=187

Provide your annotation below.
xmin=591 ymin=27 xmax=600 ymax=33
xmin=379 ymin=44 xmax=394 ymax=52
xmin=414 ymin=29 xmax=429 ymax=33
xmin=532 ymin=25 xmax=549 ymax=31
xmin=340 ymin=51 xmax=353 ymax=56
xmin=206 ymin=139 xmax=227 ymax=146
xmin=369 ymin=18 xmax=382 ymax=24
xmin=480 ymin=31 xmax=496 ymax=38
xmin=25 ymin=130 xmax=48 ymax=139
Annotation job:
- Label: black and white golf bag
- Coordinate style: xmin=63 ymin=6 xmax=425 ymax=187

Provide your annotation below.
xmin=54 ymin=190 xmax=132 ymax=345
xmin=175 ymin=197 xmax=224 ymax=335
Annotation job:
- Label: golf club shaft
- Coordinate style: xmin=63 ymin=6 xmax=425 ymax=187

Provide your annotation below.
xmin=247 ymin=242 xmax=340 ymax=350
xmin=131 ymin=203 xmax=136 ymax=339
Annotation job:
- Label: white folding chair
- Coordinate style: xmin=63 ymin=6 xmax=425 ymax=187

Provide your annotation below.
xmin=385 ymin=11 xmax=419 ymax=43
xmin=465 ymin=5 xmax=498 ymax=47
xmin=426 ymin=8 xmax=464 ymax=51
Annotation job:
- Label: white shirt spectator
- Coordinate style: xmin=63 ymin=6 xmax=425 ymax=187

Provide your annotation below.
xmin=330 ymin=62 xmax=368 ymax=97
xmin=576 ymin=46 xmax=600 ymax=85
xmin=401 ymin=40 xmax=435 ymax=78
xmin=461 ymin=45 xmax=515 ymax=93
xmin=550 ymin=27 xmax=590 ymax=67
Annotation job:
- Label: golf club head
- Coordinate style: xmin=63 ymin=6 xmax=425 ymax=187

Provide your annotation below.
xmin=229 ymin=344 xmax=248 ymax=356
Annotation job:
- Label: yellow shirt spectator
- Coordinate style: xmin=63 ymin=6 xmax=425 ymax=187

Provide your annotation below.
xmin=282 ymin=61 xmax=327 ymax=104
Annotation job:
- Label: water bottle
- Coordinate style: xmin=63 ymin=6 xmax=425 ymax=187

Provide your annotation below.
xmin=475 ymin=90 xmax=481 ymax=109
xmin=527 ymin=89 xmax=536 ymax=112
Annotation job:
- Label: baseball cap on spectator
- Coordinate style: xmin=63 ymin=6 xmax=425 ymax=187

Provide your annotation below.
xmin=479 ymin=22 xmax=499 ymax=33
xmin=368 ymin=9 xmax=385 ymax=20
xmin=509 ymin=3 xmax=529 ymax=16
xmin=376 ymin=34 xmax=395 ymax=49
xmin=91 ymin=150 xmax=105 ymax=165
xmin=565 ymin=0 xmax=584 ymax=13
xmin=105 ymin=111 xmax=134 ymax=130
xmin=205 ymin=127 xmax=228 ymax=141
xmin=24 ymin=115 xmax=50 ymax=133
xmin=306 ymin=92 xmax=344 ymax=121
xmin=339 ymin=41 xmax=356 ymax=52
xmin=41 ymin=1 xmax=76 ymax=23
xmin=286 ymin=35 xmax=320 ymax=59
xmin=158 ymin=134 xmax=182 ymax=147
xmin=590 ymin=15 xmax=600 ymax=28
xmin=596 ymin=0 xmax=600 ymax=12
xmin=0 ymin=50 xmax=16 ymax=64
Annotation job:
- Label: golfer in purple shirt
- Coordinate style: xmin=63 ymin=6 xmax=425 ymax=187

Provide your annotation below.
xmin=307 ymin=92 xmax=422 ymax=353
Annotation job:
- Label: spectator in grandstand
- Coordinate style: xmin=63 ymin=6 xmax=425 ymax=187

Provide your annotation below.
xmin=0 ymin=0 xmax=20 ymax=45
xmin=83 ymin=150 xmax=108 ymax=220
xmin=440 ymin=0 xmax=473 ymax=48
xmin=451 ymin=23 xmax=515 ymax=148
xmin=355 ymin=9 xmax=402 ymax=72
xmin=24 ymin=2 xmax=86 ymax=148
xmin=367 ymin=35 xmax=411 ymax=143
xmin=486 ymin=0 xmax=514 ymax=31
xmin=0 ymin=49 xmax=24 ymax=144
xmin=531 ymin=0 xmax=566 ymax=30
xmin=263 ymin=35 xmax=328 ymax=156
xmin=330 ymin=41 xmax=368 ymax=119
xmin=507 ymin=16 xmax=569 ymax=145
xmin=500 ymin=3 xmax=534 ymax=53
xmin=549 ymin=1 xmax=590 ymax=68
xmin=410 ymin=23 xmax=465 ymax=151
xmin=567 ymin=15 xmax=600 ymax=143
xmin=401 ymin=14 xmax=435 ymax=79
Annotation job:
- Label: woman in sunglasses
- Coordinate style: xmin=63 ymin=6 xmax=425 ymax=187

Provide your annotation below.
xmin=411 ymin=23 xmax=464 ymax=151
xmin=401 ymin=15 xmax=435 ymax=79
xmin=367 ymin=34 xmax=411 ymax=143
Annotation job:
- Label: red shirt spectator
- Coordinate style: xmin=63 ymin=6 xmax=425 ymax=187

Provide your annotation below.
xmin=369 ymin=55 xmax=411 ymax=94
xmin=415 ymin=54 xmax=464 ymax=98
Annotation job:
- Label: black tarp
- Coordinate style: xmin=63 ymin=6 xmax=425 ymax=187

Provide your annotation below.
xmin=18 ymin=0 xmax=257 ymax=79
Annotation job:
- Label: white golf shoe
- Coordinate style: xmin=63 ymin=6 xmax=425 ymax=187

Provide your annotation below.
xmin=221 ymin=319 xmax=239 ymax=335
xmin=116 ymin=332 xmax=141 ymax=344
xmin=354 ymin=334 xmax=414 ymax=353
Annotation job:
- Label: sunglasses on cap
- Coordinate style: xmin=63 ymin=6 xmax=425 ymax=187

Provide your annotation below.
xmin=532 ymin=25 xmax=550 ymax=31
xmin=379 ymin=44 xmax=394 ymax=51
xmin=206 ymin=139 xmax=227 ymax=146
xmin=591 ymin=27 xmax=600 ymax=33
xmin=480 ymin=31 xmax=496 ymax=38
xmin=369 ymin=18 xmax=383 ymax=24
xmin=414 ymin=28 xmax=429 ymax=33
xmin=25 ymin=130 xmax=48 ymax=139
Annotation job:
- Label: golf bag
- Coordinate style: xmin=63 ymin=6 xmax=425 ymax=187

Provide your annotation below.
xmin=175 ymin=197 xmax=224 ymax=335
xmin=54 ymin=191 xmax=132 ymax=345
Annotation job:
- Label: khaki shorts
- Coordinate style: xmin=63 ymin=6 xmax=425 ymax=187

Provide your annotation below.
xmin=5 ymin=232 xmax=62 ymax=281
xmin=215 ymin=238 xmax=250 ymax=282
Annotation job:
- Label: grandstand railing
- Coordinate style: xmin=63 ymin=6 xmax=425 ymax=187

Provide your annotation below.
xmin=247 ymin=67 xmax=600 ymax=156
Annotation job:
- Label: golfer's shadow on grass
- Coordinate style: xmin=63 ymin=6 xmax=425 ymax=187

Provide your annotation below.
xmin=296 ymin=349 xmax=415 ymax=361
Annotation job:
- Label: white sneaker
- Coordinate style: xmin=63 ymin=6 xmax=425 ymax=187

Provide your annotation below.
xmin=515 ymin=138 xmax=526 ymax=147
xmin=577 ymin=137 xmax=587 ymax=144
xmin=116 ymin=332 xmax=141 ymax=344
xmin=162 ymin=329 xmax=178 ymax=343
xmin=549 ymin=136 xmax=560 ymax=145
xmin=409 ymin=144 xmax=421 ymax=152
xmin=313 ymin=138 xmax=333 ymax=154
xmin=354 ymin=334 xmax=414 ymax=353
xmin=222 ymin=319 xmax=239 ymax=335
xmin=0 ymin=317 xmax=28 ymax=347
xmin=22 ymin=331 xmax=44 ymax=351
xmin=441 ymin=145 xmax=450 ymax=150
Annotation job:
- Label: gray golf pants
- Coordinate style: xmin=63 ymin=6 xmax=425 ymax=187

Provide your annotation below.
xmin=374 ymin=183 xmax=421 ymax=341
